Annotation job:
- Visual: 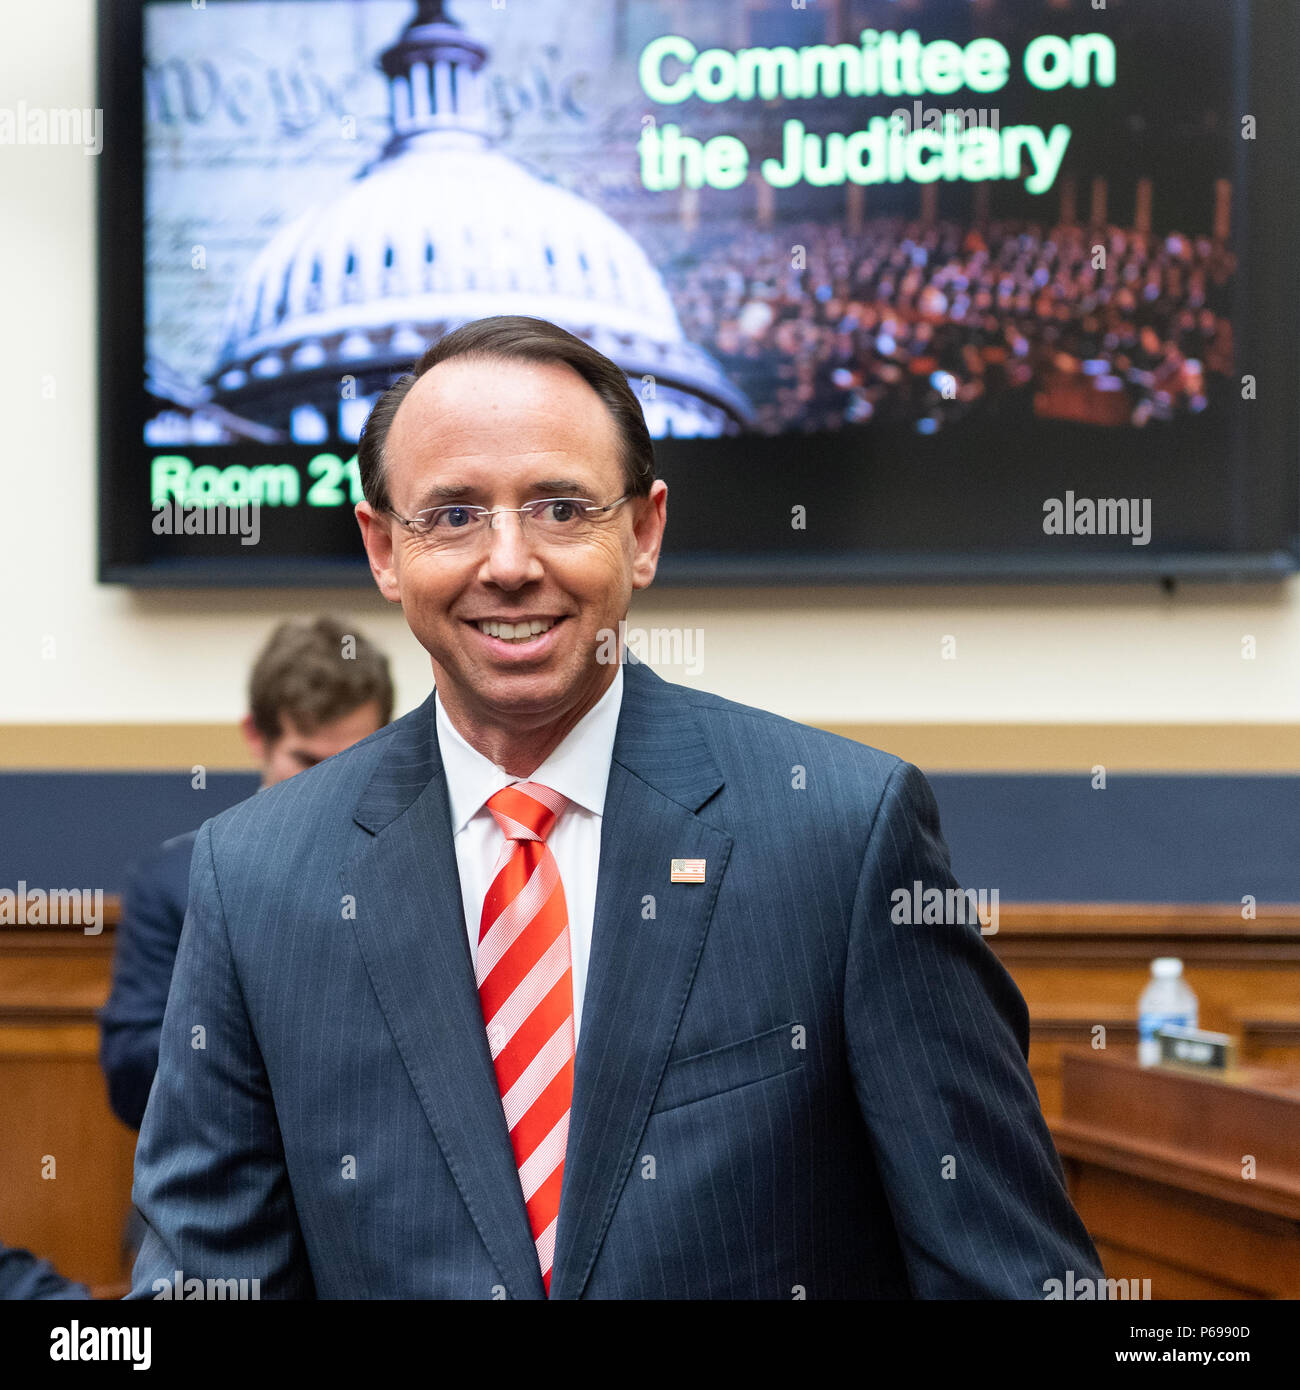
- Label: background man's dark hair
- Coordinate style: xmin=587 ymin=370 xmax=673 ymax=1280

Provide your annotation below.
xmin=248 ymin=615 xmax=394 ymax=743
xmin=357 ymin=315 xmax=655 ymax=515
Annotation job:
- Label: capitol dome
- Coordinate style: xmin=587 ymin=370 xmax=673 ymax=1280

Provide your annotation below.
xmin=208 ymin=0 xmax=752 ymax=442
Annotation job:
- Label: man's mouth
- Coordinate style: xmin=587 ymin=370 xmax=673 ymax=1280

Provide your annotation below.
xmin=469 ymin=616 xmax=566 ymax=645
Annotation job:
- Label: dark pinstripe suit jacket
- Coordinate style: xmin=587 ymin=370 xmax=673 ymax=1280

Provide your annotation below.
xmin=127 ymin=653 xmax=1103 ymax=1299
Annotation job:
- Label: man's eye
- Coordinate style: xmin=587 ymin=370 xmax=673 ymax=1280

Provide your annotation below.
xmin=541 ymin=500 xmax=581 ymax=523
xmin=434 ymin=506 xmax=475 ymax=528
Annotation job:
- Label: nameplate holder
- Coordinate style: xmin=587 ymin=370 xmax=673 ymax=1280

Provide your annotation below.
xmin=1157 ymin=1025 xmax=1234 ymax=1072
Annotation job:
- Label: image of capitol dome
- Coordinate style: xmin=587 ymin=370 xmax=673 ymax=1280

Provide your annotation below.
xmin=204 ymin=0 xmax=753 ymax=443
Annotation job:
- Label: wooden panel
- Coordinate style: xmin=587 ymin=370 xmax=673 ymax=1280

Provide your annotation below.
xmin=1055 ymin=1049 xmax=1300 ymax=1302
xmin=1028 ymin=1030 xmax=1138 ymax=1119
xmin=1235 ymin=1005 xmax=1300 ymax=1069
xmin=1091 ymin=1240 xmax=1255 ymax=1300
xmin=1056 ymin=1054 xmax=1300 ymax=1215
xmin=0 ymin=1041 xmax=136 ymax=1290
xmin=0 ymin=916 xmax=135 ymax=1292
xmin=1069 ymin=1166 xmax=1300 ymax=1298
xmin=996 ymin=903 xmax=1300 ymax=933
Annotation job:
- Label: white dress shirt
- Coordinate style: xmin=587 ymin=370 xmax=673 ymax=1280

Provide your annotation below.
xmin=434 ymin=665 xmax=624 ymax=1049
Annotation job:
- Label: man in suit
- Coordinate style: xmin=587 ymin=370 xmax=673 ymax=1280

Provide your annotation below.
xmin=100 ymin=616 xmax=393 ymax=1130
xmin=129 ymin=315 xmax=1103 ymax=1299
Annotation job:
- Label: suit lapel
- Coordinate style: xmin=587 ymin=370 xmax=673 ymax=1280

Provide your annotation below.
xmin=342 ymin=657 xmax=731 ymax=1301
xmin=342 ymin=694 xmax=545 ymax=1300
xmin=549 ymin=656 xmax=733 ymax=1300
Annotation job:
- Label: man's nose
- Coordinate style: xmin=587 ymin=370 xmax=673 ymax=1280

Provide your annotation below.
xmin=479 ymin=509 xmax=543 ymax=581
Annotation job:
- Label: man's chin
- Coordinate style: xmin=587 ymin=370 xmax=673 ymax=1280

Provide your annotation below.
xmin=440 ymin=657 xmax=559 ymax=703
xmin=441 ymin=655 xmax=613 ymax=720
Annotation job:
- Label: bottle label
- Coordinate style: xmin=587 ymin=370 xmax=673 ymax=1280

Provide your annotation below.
xmin=1138 ymin=1011 xmax=1193 ymax=1044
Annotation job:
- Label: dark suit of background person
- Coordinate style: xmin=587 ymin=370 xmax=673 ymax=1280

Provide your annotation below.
xmin=98 ymin=616 xmax=393 ymax=1130
xmin=126 ymin=648 xmax=1103 ymax=1300
xmin=99 ymin=831 xmax=196 ymax=1128
xmin=0 ymin=1243 xmax=89 ymax=1300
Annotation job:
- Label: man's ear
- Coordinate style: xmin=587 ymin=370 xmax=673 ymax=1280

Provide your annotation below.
xmin=355 ymin=501 xmax=402 ymax=603
xmin=239 ymin=713 xmax=266 ymax=765
xmin=630 ymin=480 xmax=668 ymax=591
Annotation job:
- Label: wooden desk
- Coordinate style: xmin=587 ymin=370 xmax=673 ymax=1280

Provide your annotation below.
xmin=988 ymin=903 xmax=1300 ymax=1117
xmin=1052 ymin=1047 xmax=1300 ymax=1299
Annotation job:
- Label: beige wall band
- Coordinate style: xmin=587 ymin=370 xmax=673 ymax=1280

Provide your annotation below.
xmin=1 ymin=722 xmax=1298 ymax=772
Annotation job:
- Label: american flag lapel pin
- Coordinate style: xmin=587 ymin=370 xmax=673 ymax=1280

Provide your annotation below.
xmin=671 ymin=858 xmax=706 ymax=883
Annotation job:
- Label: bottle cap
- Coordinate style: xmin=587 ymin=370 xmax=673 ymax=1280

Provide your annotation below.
xmin=1152 ymin=957 xmax=1183 ymax=978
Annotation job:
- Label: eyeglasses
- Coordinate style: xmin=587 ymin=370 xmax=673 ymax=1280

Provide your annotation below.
xmin=388 ymin=495 xmax=630 ymax=549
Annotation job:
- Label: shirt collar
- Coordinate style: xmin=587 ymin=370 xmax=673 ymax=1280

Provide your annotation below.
xmin=434 ymin=664 xmax=625 ymax=835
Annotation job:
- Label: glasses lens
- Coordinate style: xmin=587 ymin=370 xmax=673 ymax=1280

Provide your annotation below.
xmin=415 ymin=505 xmax=483 ymax=544
xmin=411 ymin=499 xmax=610 ymax=548
xmin=528 ymin=499 xmax=596 ymax=540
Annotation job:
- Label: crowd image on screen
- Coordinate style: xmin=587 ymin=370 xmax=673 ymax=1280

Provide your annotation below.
xmin=658 ymin=217 xmax=1235 ymax=436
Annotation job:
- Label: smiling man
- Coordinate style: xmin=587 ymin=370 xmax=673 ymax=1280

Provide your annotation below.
xmin=128 ymin=315 xmax=1102 ymax=1300
xmin=353 ymin=326 xmax=664 ymax=781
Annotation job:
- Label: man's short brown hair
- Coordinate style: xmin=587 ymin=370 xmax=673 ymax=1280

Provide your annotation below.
xmin=357 ymin=315 xmax=656 ymax=515
xmin=248 ymin=616 xmax=394 ymax=744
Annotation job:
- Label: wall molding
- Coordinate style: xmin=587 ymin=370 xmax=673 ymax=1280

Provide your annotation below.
xmin=1 ymin=721 xmax=1298 ymax=771
xmin=826 ymin=724 xmax=1300 ymax=773
xmin=0 ymin=725 xmax=254 ymax=770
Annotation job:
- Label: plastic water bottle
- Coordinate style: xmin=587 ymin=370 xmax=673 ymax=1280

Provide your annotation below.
xmin=1137 ymin=957 xmax=1198 ymax=1066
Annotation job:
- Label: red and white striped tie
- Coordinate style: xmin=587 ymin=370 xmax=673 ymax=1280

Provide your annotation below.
xmin=475 ymin=780 xmax=574 ymax=1296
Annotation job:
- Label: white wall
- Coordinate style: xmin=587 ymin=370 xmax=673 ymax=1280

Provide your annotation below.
xmin=4 ymin=2 xmax=1297 ymax=726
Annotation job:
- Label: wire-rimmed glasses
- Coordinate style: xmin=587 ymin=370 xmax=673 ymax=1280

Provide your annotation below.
xmin=387 ymin=495 xmax=630 ymax=550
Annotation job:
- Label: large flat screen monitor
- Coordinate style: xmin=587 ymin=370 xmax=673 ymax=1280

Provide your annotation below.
xmin=98 ymin=0 xmax=1300 ymax=584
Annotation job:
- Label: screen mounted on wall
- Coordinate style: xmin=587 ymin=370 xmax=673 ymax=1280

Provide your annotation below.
xmin=98 ymin=0 xmax=1300 ymax=584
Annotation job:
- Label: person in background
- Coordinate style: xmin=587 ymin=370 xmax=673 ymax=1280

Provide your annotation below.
xmin=98 ymin=616 xmax=394 ymax=1130
xmin=0 ymin=1241 xmax=89 ymax=1300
